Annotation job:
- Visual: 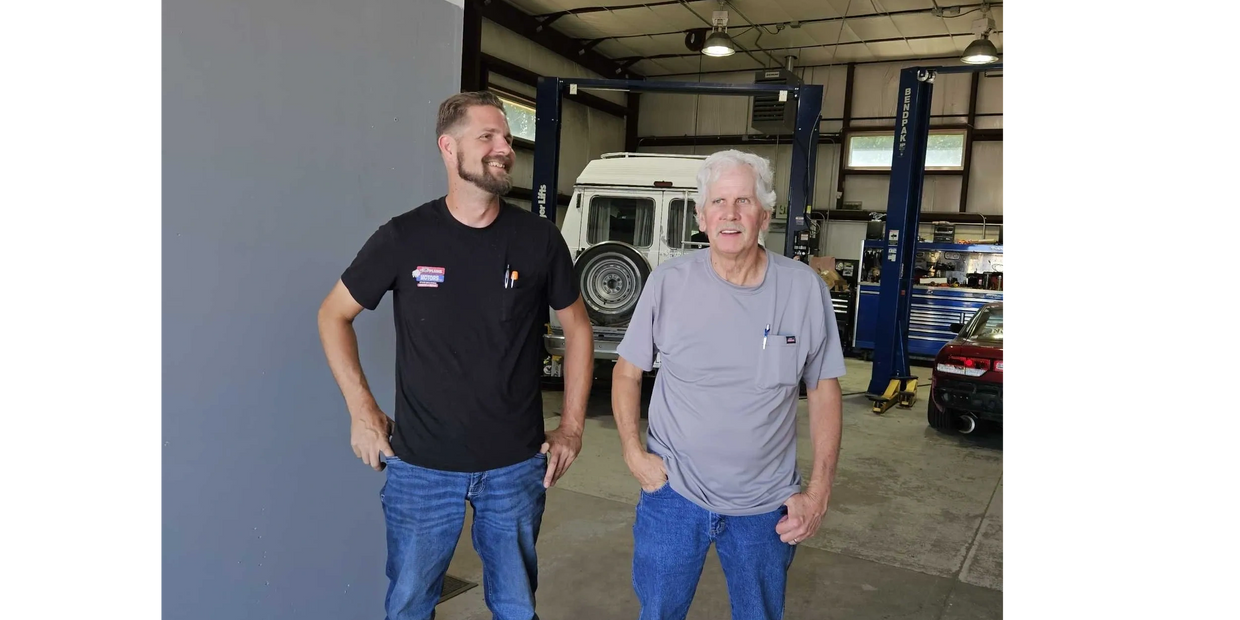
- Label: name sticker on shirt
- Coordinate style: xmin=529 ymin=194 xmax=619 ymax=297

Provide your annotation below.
xmin=785 ymin=335 xmax=797 ymax=344
xmin=413 ymin=266 xmax=445 ymax=288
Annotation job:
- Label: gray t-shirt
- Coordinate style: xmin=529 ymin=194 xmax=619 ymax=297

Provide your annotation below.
xmin=616 ymin=248 xmax=847 ymax=516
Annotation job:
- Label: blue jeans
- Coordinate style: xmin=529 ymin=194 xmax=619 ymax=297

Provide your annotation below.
xmin=632 ymin=484 xmax=797 ymax=620
xmin=380 ymin=453 xmax=548 ymax=620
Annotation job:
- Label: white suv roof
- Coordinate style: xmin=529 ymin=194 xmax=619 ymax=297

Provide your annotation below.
xmin=574 ymin=152 xmax=707 ymax=190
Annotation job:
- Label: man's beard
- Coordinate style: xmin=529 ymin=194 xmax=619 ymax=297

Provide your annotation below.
xmin=458 ymin=152 xmax=513 ymax=196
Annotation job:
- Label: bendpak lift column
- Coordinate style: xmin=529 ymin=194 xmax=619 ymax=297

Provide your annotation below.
xmin=531 ymin=77 xmax=823 ymax=261
xmin=866 ymin=64 xmax=1002 ymax=414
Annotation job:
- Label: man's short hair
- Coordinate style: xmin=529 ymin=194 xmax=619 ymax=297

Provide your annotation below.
xmin=694 ymin=150 xmax=778 ymax=212
xmin=436 ymin=91 xmax=506 ymax=138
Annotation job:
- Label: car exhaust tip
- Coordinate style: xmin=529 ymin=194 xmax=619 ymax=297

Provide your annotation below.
xmin=958 ymin=414 xmax=978 ymax=434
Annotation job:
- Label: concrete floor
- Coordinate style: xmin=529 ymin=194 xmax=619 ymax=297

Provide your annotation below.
xmin=437 ymin=358 xmax=1003 ymax=619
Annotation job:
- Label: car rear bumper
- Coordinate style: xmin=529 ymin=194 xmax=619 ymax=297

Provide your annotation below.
xmin=932 ymin=377 xmax=1003 ymax=422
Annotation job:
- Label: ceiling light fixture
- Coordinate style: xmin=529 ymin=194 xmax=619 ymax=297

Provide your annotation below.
xmin=961 ymin=35 xmax=999 ymax=64
xmin=702 ymin=9 xmax=735 ymax=57
xmin=961 ymin=3 xmax=999 ymax=64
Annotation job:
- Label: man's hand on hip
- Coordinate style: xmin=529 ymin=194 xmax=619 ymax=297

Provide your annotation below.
xmin=351 ymin=409 xmax=394 ymax=472
xmin=777 ymin=490 xmax=829 ymax=545
xmin=541 ymin=426 xmax=583 ymax=488
xmin=624 ymin=450 xmax=668 ymax=492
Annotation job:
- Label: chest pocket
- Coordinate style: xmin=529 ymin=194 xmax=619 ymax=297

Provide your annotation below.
xmin=756 ymin=336 xmax=802 ymax=390
xmin=499 ymin=274 xmax=540 ymax=323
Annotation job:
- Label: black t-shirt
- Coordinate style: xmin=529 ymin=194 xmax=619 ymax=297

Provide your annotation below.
xmin=341 ymin=197 xmax=579 ymax=472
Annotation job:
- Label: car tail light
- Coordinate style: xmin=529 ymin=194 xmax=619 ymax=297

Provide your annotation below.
xmin=949 ymin=356 xmax=991 ymax=371
xmin=994 ymin=361 xmax=1003 ymax=371
xmin=937 ymin=356 xmax=995 ymax=377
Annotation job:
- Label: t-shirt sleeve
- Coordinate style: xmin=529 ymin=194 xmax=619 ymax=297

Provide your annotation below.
xmin=615 ymin=272 xmax=660 ymax=372
xmin=544 ymin=228 xmax=580 ymax=311
xmin=340 ymin=220 xmax=401 ymax=311
xmin=802 ymin=276 xmax=848 ymax=386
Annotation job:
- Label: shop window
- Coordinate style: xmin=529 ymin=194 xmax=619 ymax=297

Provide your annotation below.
xmin=845 ymin=129 xmax=967 ymax=170
xmin=495 ymin=94 xmax=536 ymax=143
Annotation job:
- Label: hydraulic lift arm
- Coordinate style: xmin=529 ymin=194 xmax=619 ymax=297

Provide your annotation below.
xmin=865 ymin=64 xmax=1002 ymax=414
xmin=531 ymin=77 xmax=823 ymax=260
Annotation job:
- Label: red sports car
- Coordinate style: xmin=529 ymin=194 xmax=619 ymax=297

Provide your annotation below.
xmin=928 ymin=302 xmax=1003 ymax=434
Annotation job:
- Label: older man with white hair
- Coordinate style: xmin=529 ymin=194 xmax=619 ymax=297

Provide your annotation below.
xmin=612 ymin=149 xmax=846 ymax=620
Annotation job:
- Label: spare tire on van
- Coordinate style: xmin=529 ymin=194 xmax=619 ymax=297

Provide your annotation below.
xmin=574 ymin=242 xmax=651 ymax=326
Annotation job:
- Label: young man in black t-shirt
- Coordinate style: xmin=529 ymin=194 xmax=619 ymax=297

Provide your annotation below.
xmin=317 ymin=91 xmax=594 ymax=620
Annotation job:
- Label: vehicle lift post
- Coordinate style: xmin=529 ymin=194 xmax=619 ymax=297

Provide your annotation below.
xmin=865 ymin=64 xmax=1002 ymax=414
xmin=531 ymin=77 xmax=823 ymax=261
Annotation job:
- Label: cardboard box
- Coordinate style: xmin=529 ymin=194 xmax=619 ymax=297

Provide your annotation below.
xmin=808 ymin=256 xmax=835 ymax=273
xmin=809 ymin=256 xmax=849 ymax=292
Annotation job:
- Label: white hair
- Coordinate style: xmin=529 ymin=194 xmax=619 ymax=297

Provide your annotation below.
xmin=694 ymin=149 xmax=778 ymax=213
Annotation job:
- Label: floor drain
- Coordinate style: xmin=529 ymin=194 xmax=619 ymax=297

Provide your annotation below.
xmin=439 ymin=574 xmax=478 ymax=604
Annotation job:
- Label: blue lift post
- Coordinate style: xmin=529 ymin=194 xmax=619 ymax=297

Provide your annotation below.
xmin=531 ymin=77 xmax=824 ymax=260
xmin=866 ymin=64 xmax=1002 ymax=414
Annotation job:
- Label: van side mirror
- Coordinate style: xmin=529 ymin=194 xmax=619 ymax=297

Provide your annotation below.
xmin=949 ymin=323 xmax=964 ymax=333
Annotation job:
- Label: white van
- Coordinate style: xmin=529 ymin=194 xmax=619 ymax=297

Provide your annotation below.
xmin=542 ymin=152 xmax=722 ymax=375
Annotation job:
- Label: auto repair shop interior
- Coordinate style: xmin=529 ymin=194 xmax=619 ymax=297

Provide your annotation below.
xmin=164 ymin=1 xmax=1005 ymax=618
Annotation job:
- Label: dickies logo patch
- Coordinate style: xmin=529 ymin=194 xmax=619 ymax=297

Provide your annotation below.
xmin=413 ymin=266 xmax=445 ymax=288
xmin=785 ymin=336 xmax=797 ymax=344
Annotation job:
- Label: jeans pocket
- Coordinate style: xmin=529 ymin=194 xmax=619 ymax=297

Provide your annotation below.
xmin=641 ymin=481 xmax=671 ymax=496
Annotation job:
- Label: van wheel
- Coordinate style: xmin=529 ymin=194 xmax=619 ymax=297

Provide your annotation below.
xmin=575 ymin=243 xmax=650 ymax=326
